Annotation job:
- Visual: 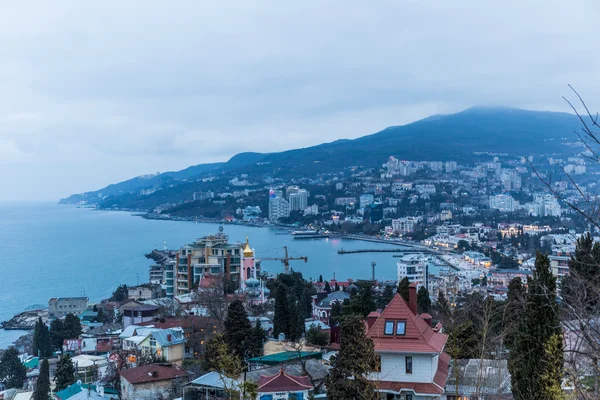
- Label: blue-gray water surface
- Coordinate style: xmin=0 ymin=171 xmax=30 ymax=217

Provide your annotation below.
xmin=0 ymin=203 xmax=407 ymax=328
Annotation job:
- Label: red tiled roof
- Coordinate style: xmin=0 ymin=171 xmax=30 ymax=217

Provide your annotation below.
xmin=367 ymin=294 xmax=447 ymax=353
xmin=258 ymin=369 xmax=312 ymax=393
xmin=373 ymin=380 xmax=444 ymax=395
xmin=119 ymin=363 xmax=189 ymax=385
xmin=433 ymin=352 xmax=450 ymax=389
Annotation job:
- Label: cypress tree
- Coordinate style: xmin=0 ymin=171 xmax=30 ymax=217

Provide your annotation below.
xmin=505 ymin=277 xmax=525 ymax=352
xmin=63 ymin=313 xmax=82 ymax=339
xmin=33 ymin=359 xmax=50 ymax=400
xmin=300 ymin=287 xmax=314 ymax=319
xmin=49 ymin=318 xmax=64 ymax=351
xmin=326 ymin=315 xmax=377 ymax=400
xmin=324 ymin=281 xmax=332 ymax=293
xmin=223 ymin=300 xmax=252 ymax=362
xmin=33 ymin=318 xmax=41 ymax=357
xmin=0 ymin=347 xmax=26 ymax=389
xmin=55 ymin=354 xmax=76 ymax=391
xmin=509 ymin=253 xmax=562 ymax=400
xmin=417 ymin=286 xmax=431 ymax=314
xmin=273 ymin=284 xmax=290 ymax=338
xmin=247 ymin=320 xmax=266 ymax=358
xmin=397 ymin=277 xmax=410 ymax=301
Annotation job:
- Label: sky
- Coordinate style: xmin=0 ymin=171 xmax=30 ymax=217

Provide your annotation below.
xmin=0 ymin=1 xmax=599 ymax=201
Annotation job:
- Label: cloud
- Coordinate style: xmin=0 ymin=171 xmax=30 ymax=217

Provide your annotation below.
xmin=0 ymin=0 xmax=598 ymax=200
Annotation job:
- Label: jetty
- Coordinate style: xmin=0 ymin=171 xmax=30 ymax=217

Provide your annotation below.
xmin=337 ymin=248 xmax=427 ymax=255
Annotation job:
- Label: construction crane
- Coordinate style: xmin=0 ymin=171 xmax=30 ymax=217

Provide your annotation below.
xmin=260 ymin=246 xmax=308 ymax=274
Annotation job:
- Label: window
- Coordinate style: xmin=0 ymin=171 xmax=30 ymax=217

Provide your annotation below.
xmin=384 ymin=321 xmax=394 ymax=335
xmin=396 ymin=321 xmax=406 ymax=335
xmin=406 ymin=395 xmax=413 ymax=400
xmin=405 ymin=356 xmax=413 ymax=374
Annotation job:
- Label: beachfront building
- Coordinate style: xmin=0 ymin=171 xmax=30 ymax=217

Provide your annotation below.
xmin=175 ymin=232 xmax=243 ymax=296
xmin=397 ymin=254 xmax=427 ymax=288
xmin=367 ymin=284 xmax=449 ymax=399
xmin=48 ymin=297 xmax=89 ymax=318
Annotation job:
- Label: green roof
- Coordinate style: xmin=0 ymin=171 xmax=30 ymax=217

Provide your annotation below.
xmin=248 ymin=351 xmax=322 ymax=365
xmin=23 ymin=357 xmax=39 ymax=369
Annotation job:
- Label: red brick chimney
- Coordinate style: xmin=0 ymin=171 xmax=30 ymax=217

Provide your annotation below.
xmin=167 ymin=334 xmax=172 ymax=342
xmin=367 ymin=311 xmax=380 ymax=329
xmin=408 ymin=283 xmax=417 ymax=315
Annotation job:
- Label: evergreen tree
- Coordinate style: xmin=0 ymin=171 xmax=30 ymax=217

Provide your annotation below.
xmin=306 ymin=325 xmax=329 ymax=346
xmin=63 ymin=313 xmax=82 ymax=339
xmin=562 ymin=233 xmax=600 ymax=312
xmin=329 ymin=301 xmax=343 ymax=327
xmin=417 ymin=286 xmax=431 ymax=314
xmin=223 ymin=300 xmax=252 ymax=362
xmin=509 ymin=253 xmax=562 ymax=400
xmin=33 ymin=359 xmax=50 ymax=400
xmin=247 ymin=320 xmax=266 ymax=358
xmin=345 ymin=281 xmax=376 ymax=317
xmin=203 ymin=334 xmax=227 ymax=372
xmin=0 ymin=347 xmax=26 ymax=389
xmin=273 ymin=284 xmax=290 ymax=338
xmin=318 ymin=274 xmax=323 ymax=283
xmin=300 ymin=287 xmax=314 ymax=319
xmin=324 ymin=281 xmax=331 ymax=293
xmin=49 ymin=318 xmax=64 ymax=351
xmin=326 ymin=315 xmax=377 ymax=400
xmin=54 ymin=354 xmax=76 ymax=391
xmin=377 ymin=285 xmax=394 ymax=308
xmin=33 ymin=318 xmax=52 ymax=358
xmin=33 ymin=318 xmax=41 ymax=357
xmin=505 ymin=277 xmax=525 ymax=352
xmin=397 ymin=277 xmax=410 ymax=301
xmin=110 ymin=284 xmax=128 ymax=302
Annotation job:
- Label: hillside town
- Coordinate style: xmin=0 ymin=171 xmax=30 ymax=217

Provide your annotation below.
xmin=4 ymin=144 xmax=600 ymax=399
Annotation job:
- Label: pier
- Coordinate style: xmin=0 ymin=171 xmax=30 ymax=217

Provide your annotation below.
xmin=337 ymin=248 xmax=428 ymax=255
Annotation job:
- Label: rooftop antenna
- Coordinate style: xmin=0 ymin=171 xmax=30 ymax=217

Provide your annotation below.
xmin=163 ymin=241 xmax=167 ymax=251
xmin=136 ymin=273 xmax=139 ymax=286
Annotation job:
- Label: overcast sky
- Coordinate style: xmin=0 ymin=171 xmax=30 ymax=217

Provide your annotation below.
xmin=1 ymin=1 xmax=599 ymax=201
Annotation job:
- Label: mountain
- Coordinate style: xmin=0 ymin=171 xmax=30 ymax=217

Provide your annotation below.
xmin=61 ymin=107 xmax=580 ymax=206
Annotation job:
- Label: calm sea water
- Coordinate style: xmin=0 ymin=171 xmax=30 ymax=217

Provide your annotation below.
xmin=0 ymin=203 xmax=406 ymax=327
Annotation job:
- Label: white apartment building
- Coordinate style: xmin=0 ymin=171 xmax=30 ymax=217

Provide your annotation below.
xmin=415 ymin=184 xmax=436 ymax=196
xmin=360 ymin=194 xmax=375 ymax=208
xmin=289 ymin=189 xmax=309 ymax=211
xmin=391 ymin=217 xmax=416 ymax=234
xmin=489 ymin=194 xmax=516 ymax=212
xmin=268 ymin=190 xmax=290 ymax=221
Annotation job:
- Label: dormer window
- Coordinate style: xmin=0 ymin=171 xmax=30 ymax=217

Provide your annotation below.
xmin=384 ymin=320 xmax=407 ymax=336
xmin=384 ymin=321 xmax=394 ymax=335
xmin=396 ymin=321 xmax=406 ymax=335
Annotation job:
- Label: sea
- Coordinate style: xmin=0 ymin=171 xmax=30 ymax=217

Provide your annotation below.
xmin=0 ymin=203 xmax=413 ymax=348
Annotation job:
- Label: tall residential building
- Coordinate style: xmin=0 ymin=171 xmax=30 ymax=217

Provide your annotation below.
xmin=268 ymin=189 xmax=290 ymax=221
xmin=286 ymin=185 xmax=300 ymax=199
xmin=489 ymin=194 xmax=516 ymax=212
xmin=289 ymin=189 xmax=309 ymax=211
xmin=174 ymin=232 xmax=243 ymax=296
xmin=360 ymin=194 xmax=375 ymax=209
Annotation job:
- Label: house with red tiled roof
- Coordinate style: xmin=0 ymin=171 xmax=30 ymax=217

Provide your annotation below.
xmin=257 ymin=369 xmax=314 ymax=400
xmin=367 ymin=283 xmax=449 ymax=400
xmin=119 ymin=363 xmax=189 ymax=400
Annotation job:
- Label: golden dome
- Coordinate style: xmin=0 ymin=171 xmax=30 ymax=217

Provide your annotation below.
xmin=243 ymin=237 xmax=254 ymax=257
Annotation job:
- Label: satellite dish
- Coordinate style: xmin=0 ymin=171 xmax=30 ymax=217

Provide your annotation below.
xmin=219 ymin=225 xmax=224 ymax=233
